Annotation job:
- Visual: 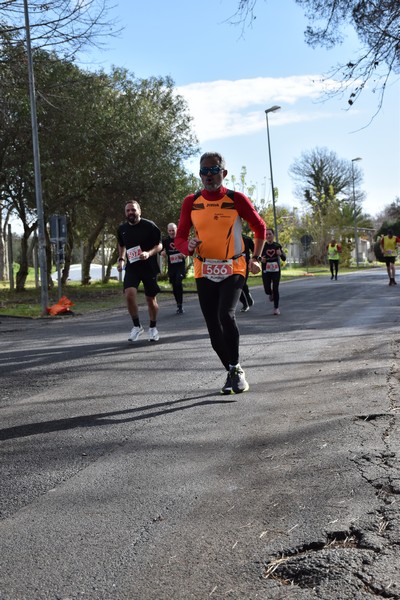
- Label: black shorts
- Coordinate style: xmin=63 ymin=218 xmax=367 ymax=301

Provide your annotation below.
xmin=123 ymin=270 xmax=160 ymax=297
xmin=384 ymin=257 xmax=396 ymax=265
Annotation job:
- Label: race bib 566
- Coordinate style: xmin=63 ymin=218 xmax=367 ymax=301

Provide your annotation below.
xmin=202 ymin=259 xmax=233 ymax=282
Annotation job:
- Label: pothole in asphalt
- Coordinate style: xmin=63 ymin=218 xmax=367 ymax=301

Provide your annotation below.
xmin=262 ymin=529 xmax=399 ymax=598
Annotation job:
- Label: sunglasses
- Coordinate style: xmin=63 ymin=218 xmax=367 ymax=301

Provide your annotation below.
xmin=199 ymin=166 xmax=224 ymax=176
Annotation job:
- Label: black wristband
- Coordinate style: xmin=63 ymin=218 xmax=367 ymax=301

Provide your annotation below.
xmin=118 ymin=257 xmax=125 ymax=262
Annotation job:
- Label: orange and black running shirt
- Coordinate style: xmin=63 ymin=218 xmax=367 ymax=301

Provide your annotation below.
xmin=175 ymin=187 xmax=266 ymax=279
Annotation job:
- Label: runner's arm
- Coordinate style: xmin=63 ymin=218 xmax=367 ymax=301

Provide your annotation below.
xmin=175 ymin=195 xmax=196 ymax=255
xmin=140 ymin=242 xmax=163 ymax=260
xmin=234 ymin=192 xmax=266 ymax=257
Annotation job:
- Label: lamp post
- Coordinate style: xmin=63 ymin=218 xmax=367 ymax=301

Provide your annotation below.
xmin=351 ymin=157 xmax=362 ymax=268
xmin=265 ymin=105 xmax=281 ymax=242
xmin=23 ymin=0 xmax=48 ymax=315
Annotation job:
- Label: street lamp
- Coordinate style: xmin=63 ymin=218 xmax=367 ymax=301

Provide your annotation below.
xmin=351 ymin=157 xmax=362 ymax=267
xmin=23 ymin=0 xmax=48 ymax=315
xmin=265 ymin=105 xmax=281 ymax=242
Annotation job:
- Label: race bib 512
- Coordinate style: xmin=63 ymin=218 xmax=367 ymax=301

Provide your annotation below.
xmin=127 ymin=245 xmax=142 ymax=263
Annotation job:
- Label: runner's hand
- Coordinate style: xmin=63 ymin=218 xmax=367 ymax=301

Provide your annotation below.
xmin=249 ymin=257 xmax=261 ymax=275
xmin=188 ymin=238 xmax=202 ymax=253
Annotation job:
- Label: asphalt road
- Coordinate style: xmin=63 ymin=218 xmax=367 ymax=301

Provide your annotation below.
xmin=0 ymin=268 xmax=399 ymax=600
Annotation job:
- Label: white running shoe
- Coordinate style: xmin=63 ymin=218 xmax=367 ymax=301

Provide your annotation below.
xmin=148 ymin=327 xmax=160 ymax=342
xmin=273 ymin=308 xmax=280 ymax=315
xmin=129 ymin=325 xmax=144 ymax=342
xmin=220 ymin=372 xmax=234 ymax=395
xmin=229 ymin=365 xmax=249 ymax=394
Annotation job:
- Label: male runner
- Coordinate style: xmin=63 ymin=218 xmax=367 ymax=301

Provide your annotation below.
xmin=117 ymin=200 xmax=162 ymax=342
xmin=326 ymin=237 xmax=342 ymax=280
xmin=162 ymin=223 xmax=187 ymax=314
xmin=381 ymin=229 xmax=400 ymax=285
xmin=175 ymin=152 xmax=266 ymax=395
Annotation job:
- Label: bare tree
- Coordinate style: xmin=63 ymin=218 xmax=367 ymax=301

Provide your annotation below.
xmin=230 ymin=0 xmax=400 ymax=110
xmin=375 ymin=197 xmax=400 ymax=228
xmin=0 ymin=0 xmax=119 ymax=57
xmin=289 ymin=147 xmax=364 ymax=216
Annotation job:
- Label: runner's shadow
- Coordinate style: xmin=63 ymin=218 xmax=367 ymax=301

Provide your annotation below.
xmin=0 ymin=393 xmax=236 ymax=441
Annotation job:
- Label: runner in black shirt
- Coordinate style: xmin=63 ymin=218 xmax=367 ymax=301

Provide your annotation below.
xmin=117 ymin=200 xmax=162 ymax=342
xmin=239 ymin=234 xmax=255 ymax=312
xmin=260 ymin=228 xmax=286 ymax=315
xmin=162 ymin=223 xmax=187 ymax=314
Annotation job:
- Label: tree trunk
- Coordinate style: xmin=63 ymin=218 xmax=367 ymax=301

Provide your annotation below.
xmin=81 ymin=217 xmax=106 ymax=284
xmin=61 ymin=215 xmax=75 ymax=285
xmin=0 ymin=209 xmax=4 ymax=280
xmin=15 ymin=229 xmax=31 ymax=291
xmin=105 ymin=247 xmax=119 ymax=283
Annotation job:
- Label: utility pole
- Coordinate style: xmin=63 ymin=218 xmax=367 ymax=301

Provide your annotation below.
xmin=265 ymin=106 xmax=281 ymax=243
xmin=23 ymin=0 xmax=48 ymax=314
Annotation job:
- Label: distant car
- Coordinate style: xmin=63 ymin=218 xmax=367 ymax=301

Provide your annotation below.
xmin=51 ymin=263 xmax=120 ymax=282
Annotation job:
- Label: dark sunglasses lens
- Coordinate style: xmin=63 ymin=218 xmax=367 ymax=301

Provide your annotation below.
xmin=200 ymin=166 xmax=222 ymax=175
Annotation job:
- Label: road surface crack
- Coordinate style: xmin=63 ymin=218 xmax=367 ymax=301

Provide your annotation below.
xmin=262 ymin=529 xmax=398 ymax=598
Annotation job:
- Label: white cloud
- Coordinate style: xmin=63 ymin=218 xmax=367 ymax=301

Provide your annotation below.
xmin=176 ymin=75 xmax=342 ymax=142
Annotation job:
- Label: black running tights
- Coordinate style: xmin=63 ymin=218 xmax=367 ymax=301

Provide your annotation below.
xmin=262 ymin=271 xmax=281 ymax=309
xmin=329 ymin=260 xmax=339 ymax=277
xmin=169 ymin=270 xmax=184 ymax=305
xmin=196 ymin=275 xmax=244 ymax=370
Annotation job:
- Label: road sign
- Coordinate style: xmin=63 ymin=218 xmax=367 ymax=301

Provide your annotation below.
xmin=300 ymin=234 xmax=313 ymax=249
xmin=49 ymin=215 xmax=67 ymax=243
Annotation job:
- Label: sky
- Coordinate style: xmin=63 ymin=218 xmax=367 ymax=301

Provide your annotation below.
xmin=81 ymin=0 xmax=400 ymax=218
